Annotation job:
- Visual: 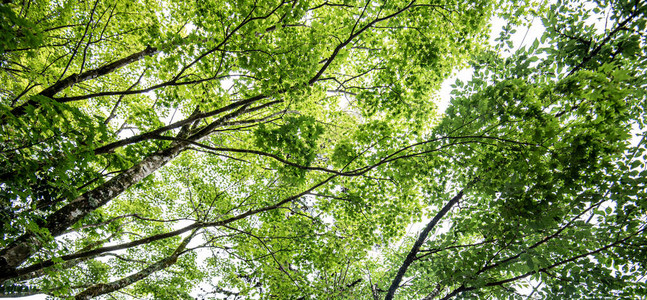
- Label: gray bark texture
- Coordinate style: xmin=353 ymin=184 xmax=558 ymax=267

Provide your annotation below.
xmin=0 ymin=144 xmax=185 ymax=283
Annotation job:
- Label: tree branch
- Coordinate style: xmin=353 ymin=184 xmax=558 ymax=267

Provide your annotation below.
xmin=384 ymin=188 xmax=466 ymax=300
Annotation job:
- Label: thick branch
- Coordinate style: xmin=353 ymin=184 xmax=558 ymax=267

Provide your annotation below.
xmin=6 ymin=46 xmax=158 ymax=118
xmin=92 ymin=95 xmax=273 ymax=155
xmin=384 ymin=189 xmax=465 ymax=300
xmin=74 ymin=231 xmax=195 ymax=299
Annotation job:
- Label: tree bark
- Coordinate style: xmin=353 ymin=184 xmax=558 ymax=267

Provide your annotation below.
xmin=384 ymin=189 xmax=465 ymax=300
xmin=0 ymin=143 xmax=185 ymax=282
xmin=0 ymin=95 xmax=275 ymax=282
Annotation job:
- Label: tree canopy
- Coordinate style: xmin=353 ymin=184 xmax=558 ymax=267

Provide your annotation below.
xmin=1 ymin=0 xmax=646 ymax=299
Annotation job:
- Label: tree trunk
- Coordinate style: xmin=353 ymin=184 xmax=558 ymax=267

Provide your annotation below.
xmin=0 ymin=143 xmax=185 ymax=283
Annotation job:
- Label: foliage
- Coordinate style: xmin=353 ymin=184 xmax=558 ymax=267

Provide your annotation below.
xmin=0 ymin=0 xmax=646 ymax=299
xmin=378 ymin=0 xmax=647 ymax=298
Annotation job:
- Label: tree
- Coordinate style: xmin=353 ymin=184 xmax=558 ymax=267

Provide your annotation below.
xmin=380 ymin=0 xmax=647 ymax=298
xmin=1 ymin=0 xmax=646 ymax=299
xmin=0 ymin=0 xmax=494 ymax=298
